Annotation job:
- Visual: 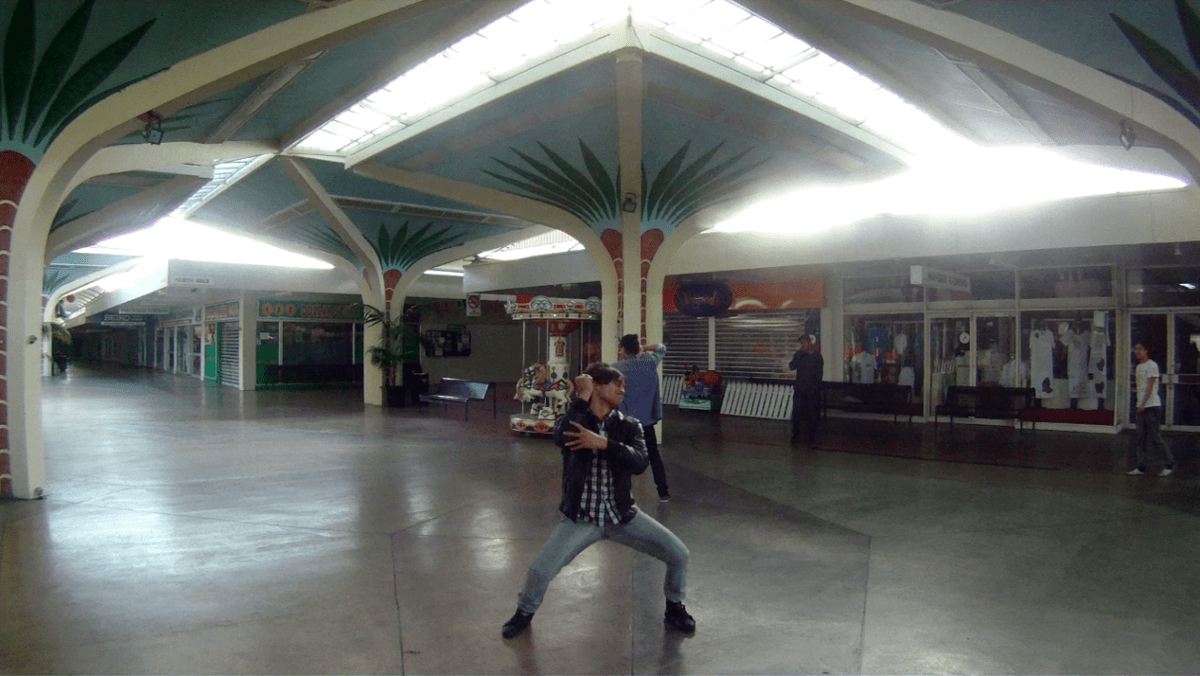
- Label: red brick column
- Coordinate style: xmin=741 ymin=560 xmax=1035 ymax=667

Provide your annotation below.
xmin=0 ymin=151 xmax=35 ymax=498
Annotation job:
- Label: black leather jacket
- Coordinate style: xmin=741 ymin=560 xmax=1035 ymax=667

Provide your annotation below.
xmin=552 ymin=399 xmax=649 ymax=524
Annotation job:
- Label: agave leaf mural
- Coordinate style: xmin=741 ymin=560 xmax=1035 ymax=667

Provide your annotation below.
xmin=486 ymin=139 xmax=764 ymax=234
xmin=1108 ymin=0 xmax=1200 ymax=130
xmin=2 ymin=0 xmax=158 ymax=153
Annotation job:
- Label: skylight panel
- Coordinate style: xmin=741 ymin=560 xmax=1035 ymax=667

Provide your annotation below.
xmin=742 ymin=33 xmax=813 ymax=69
xmin=634 ymin=0 xmax=710 ymax=25
xmin=672 ymin=1 xmax=749 ymax=40
xmin=708 ymin=15 xmax=780 ymax=55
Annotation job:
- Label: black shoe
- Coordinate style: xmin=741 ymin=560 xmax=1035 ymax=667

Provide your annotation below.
xmin=664 ymin=601 xmax=695 ymax=633
xmin=659 ymin=491 xmax=671 ymax=503
xmin=502 ymin=609 xmax=534 ymax=638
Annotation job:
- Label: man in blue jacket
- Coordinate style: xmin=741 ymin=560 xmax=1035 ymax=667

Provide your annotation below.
xmin=614 ymin=334 xmax=671 ymax=501
xmin=501 ymin=362 xmax=694 ymax=639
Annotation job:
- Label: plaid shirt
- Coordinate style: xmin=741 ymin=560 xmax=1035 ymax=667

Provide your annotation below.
xmin=579 ymin=413 xmax=622 ymax=525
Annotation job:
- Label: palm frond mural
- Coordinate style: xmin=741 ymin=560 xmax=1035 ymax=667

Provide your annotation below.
xmin=485 ymin=138 xmax=765 ymax=234
xmin=290 ymin=222 xmax=363 ymax=271
xmin=2 ymin=0 xmax=158 ymax=154
xmin=370 ymin=221 xmax=465 ymax=272
xmin=1108 ymin=0 xmax=1200 ymax=129
xmin=369 ymin=220 xmax=466 ymax=309
xmin=42 ymin=268 xmax=71 ymax=295
xmin=484 ymin=140 xmax=621 ymax=229
xmin=641 ymin=140 xmax=768 ymax=227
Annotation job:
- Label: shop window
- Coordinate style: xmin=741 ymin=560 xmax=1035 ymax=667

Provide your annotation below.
xmin=1019 ymin=266 xmax=1112 ymax=300
xmin=844 ymin=314 xmax=923 ymax=401
xmin=1020 ymin=310 xmax=1115 ymax=420
xmin=282 ymin=322 xmax=354 ymax=365
xmin=1128 ymin=266 xmax=1200 ymax=307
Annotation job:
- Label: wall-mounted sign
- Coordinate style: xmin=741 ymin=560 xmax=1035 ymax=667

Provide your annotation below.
xmin=910 ymin=265 xmax=971 ymax=294
xmin=119 ymin=307 xmax=171 ymax=315
xmin=465 ymin=293 xmax=481 ymax=316
xmin=204 ymin=300 xmax=239 ymax=321
xmin=258 ymin=301 xmax=360 ymax=321
xmin=100 ymin=313 xmax=146 ymax=326
xmin=172 ymin=276 xmax=213 ymax=285
xmin=505 ymin=296 xmax=600 ymax=321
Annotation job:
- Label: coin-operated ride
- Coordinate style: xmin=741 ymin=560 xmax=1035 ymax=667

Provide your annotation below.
xmin=507 ymin=295 xmax=600 ymax=435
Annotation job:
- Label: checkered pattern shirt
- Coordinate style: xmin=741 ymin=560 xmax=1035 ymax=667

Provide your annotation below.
xmin=579 ymin=413 xmax=622 ymax=525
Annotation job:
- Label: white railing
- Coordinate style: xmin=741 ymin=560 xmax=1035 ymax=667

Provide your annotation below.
xmin=719 ymin=379 xmax=792 ymax=420
xmin=663 ymin=374 xmax=684 ymax=405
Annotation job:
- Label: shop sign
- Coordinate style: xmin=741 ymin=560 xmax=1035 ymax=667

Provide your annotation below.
xmin=910 ymin=265 xmax=971 ymax=294
xmin=662 ymin=278 xmax=825 ymax=312
xmin=172 ymin=276 xmax=213 ymax=285
xmin=505 ymin=295 xmax=600 ymax=320
xmin=119 ymin=307 xmax=171 ymax=315
xmin=204 ymin=300 xmax=239 ymax=321
xmin=100 ymin=313 xmax=146 ymax=326
xmin=258 ymin=301 xmax=359 ymax=320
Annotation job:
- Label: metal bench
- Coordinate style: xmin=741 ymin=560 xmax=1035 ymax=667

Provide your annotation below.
xmin=821 ymin=381 xmax=918 ymax=424
xmin=419 ymin=378 xmax=496 ymax=420
xmin=935 ymin=385 xmax=1036 ymax=431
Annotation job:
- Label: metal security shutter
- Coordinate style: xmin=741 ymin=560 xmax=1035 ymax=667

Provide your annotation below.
xmin=714 ymin=310 xmax=810 ymax=379
xmin=663 ymin=315 xmax=709 ymax=376
xmin=220 ymin=324 xmax=240 ymax=388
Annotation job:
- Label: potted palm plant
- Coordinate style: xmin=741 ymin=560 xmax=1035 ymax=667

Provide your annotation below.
xmin=355 ymin=303 xmax=413 ymax=407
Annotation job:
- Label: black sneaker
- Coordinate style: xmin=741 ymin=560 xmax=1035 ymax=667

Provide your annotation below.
xmin=664 ymin=601 xmax=695 ymax=633
xmin=501 ymin=609 xmax=533 ymax=638
xmin=659 ymin=491 xmax=671 ymax=503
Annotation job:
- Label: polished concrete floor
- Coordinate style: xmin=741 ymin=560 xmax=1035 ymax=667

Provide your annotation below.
xmin=3 ymin=365 xmax=1199 ymax=674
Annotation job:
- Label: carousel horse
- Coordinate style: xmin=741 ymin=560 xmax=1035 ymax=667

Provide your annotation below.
xmin=515 ymin=363 xmax=574 ymax=415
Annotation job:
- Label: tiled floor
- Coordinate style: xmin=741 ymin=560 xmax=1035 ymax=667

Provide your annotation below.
xmin=2 ymin=365 xmax=1198 ymax=674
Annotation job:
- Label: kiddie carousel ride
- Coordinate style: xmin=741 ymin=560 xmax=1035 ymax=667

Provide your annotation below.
xmin=507 ymin=295 xmax=601 ymax=435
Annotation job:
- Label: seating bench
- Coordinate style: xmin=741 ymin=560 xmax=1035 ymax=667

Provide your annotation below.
xmin=419 ymin=378 xmax=496 ymax=420
xmin=935 ymin=385 xmax=1036 ymax=431
xmin=821 ymin=381 xmax=918 ymax=424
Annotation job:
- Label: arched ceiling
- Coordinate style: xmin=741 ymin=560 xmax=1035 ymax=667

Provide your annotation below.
xmin=26 ymin=0 xmax=1200 ymax=300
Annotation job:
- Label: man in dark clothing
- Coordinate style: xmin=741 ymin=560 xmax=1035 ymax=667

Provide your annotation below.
xmin=614 ymin=333 xmax=671 ymax=501
xmin=789 ymin=334 xmax=824 ymax=445
xmin=501 ymin=362 xmax=695 ymax=639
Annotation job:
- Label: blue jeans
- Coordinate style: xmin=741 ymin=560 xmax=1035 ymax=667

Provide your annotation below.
xmin=1135 ymin=406 xmax=1175 ymax=468
xmin=517 ymin=511 xmax=689 ymax=614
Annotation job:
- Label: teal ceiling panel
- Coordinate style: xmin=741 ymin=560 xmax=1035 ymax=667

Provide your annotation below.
xmin=302 ymin=158 xmax=492 ymax=214
xmin=375 ymin=58 xmax=618 ymax=173
xmin=343 ymin=207 xmax=516 ymax=274
xmin=190 ymin=158 xmax=304 ymax=231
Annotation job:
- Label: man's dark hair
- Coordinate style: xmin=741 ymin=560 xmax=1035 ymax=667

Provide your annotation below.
xmin=585 ymin=362 xmax=625 ymax=385
xmin=619 ymin=334 xmax=641 ymax=356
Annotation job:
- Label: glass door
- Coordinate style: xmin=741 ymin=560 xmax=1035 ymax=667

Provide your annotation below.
xmin=1130 ymin=313 xmax=1169 ymax=425
xmin=1173 ymin=313 xmax=1200 ymax=430
xmin=930 ymin=316 xmax=971 ymax=409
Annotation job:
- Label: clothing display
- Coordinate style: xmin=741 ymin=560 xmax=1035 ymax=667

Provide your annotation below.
xmin=1065 ymin=328 xmax=1091 ymax=398
xmin=1089 ymin=312 xmax=1110 ymax=398
xmin=1030 ymin=328 xmax=1056 ymax=398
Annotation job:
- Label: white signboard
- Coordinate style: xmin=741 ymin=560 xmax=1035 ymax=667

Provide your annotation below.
xmin=910 ymin=265 xmax=970 ymax=294
xmin=172 ymin=276 xmax=213 ymax=285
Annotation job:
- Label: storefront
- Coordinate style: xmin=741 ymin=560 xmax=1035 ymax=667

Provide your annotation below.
xmin=837 ymin=255 xmax=1200 ymax=431
xmin=256 ymin=300 xmax=363 ymax=389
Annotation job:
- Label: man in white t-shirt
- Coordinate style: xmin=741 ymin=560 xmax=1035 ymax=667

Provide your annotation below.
xmin=1128 ymin=342 xmax=1176 ymax=477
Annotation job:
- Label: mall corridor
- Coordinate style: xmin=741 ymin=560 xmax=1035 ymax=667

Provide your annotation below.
xmin=2 ymin=366 xmax=1198 ymax=675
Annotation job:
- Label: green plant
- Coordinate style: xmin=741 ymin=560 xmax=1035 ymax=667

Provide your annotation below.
xmin=355 ymin=302 xmax=404 ymax=387
xmin=1109 ymin=0 xmax=1200 ymax=128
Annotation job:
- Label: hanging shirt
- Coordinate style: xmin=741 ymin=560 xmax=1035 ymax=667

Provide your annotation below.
xmin=1030 ymin=329 xmax=1056 ymax=398
xmin=1066 ymin=330 xmax=1091 ymax=398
